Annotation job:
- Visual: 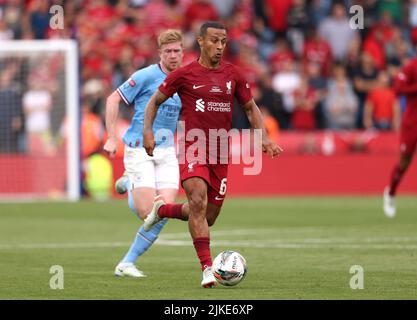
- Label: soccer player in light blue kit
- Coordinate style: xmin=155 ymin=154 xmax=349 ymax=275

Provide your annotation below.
xmin=103 ymin=30 xmax=184 ymax=277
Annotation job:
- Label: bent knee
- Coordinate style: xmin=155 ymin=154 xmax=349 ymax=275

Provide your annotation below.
xmin=188 ymin=194 xmax=207 ymax=213
xmin=206 ymin=217 xmax=217 ymax=227
xmin=136 ymin=204 xmax=154 ymax=220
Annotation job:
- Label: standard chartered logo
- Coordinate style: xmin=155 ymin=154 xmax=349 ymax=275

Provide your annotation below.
xmin=195 ymin=99 xmax=231 ymax=112
xmin=196 ymin=98 xmax=205 ymax=112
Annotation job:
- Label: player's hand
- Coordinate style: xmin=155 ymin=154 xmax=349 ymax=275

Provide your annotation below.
xmin=103 ymin=138 xmax=117 ymax=158
xmin=143 ymin=129 xmax=155 ymax=156
xmin=262 ymin=138 xmax=283 ymax=158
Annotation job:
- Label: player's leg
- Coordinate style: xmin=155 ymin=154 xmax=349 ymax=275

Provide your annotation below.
xmin=182 ymin=177 xmax=217 ymax=288
xmin=116 ymin=148 xmax=158 ymax=277
xmin=126 ymin=147 xmax=182 ymax=268
xmin=205 ymin=202 xmax=222 ymax=227
xmin=143 ymin=161 xmax=210 ymax=228
xmin=384 ymin=128 xmax=417 ymax=217
xmin=114 ymin=171 xmax=141 ymax=217
xmin=153 ymin=147 xmax=184 ymax=221
xmin=205 ymin=163 xmax=228 ymax=226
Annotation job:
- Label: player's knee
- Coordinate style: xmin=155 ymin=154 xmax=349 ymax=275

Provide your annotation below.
xmin=206 ymin=216 xmax=217 ymax=226
xmin=188 ymin=192 xmax=207 ymax=214
xmin=136 ymin=203 xmax=153 ymax=220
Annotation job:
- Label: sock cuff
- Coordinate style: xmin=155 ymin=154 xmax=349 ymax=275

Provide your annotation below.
xmin=193 ymin=237 xmax=210 ymax=244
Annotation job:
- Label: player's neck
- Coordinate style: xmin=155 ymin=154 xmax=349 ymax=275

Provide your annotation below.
xmin=198 ymin=56 xmax=220 ymax=69
xmin=159 ymin=62 xmax=171 ymax=75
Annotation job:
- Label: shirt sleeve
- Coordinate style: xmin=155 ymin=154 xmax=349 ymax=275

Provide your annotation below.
xmin=117 ymin=69 xmax=149 ymax=105
xmin=394 ymin=60 xmax=417 ymax=95
xmin=158 ymin=67 xmax=183 ymax=98
xmin=234 ymin=67 xmax=253 ymax=105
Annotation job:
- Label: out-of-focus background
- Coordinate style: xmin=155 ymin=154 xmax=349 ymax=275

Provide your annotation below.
xmin=1 ymin=0 xmax=417 ymax=200
xmin=1 ymin=1 xmax=417 ymax=301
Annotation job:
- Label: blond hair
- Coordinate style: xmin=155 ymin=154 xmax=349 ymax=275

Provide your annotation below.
xmin=158 ymin=29 xmax=183 ymax=48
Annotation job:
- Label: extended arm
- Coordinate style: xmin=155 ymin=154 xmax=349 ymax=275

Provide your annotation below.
xmin=103 ymin=90 xmax=122 ymax=157
xmin=143 ymin=89 xmax=169 ymax=156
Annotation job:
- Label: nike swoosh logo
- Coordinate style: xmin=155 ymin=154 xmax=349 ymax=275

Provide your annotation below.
xmin=193 ymin=85 xmax=206 ymax=89
xmin=215 ymin=196 xmax=224 ymax=201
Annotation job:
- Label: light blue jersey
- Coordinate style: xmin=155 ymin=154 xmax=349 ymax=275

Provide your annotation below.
xmin=117 ymin=64 xmax=181 ymax=148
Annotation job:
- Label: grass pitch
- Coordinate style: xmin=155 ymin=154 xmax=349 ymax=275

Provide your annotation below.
xmin=0 ymin=196 xmax=416 ymax=300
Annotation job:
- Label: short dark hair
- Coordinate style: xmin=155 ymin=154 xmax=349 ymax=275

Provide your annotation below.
xmin=199 ymin=21 xmax=226 ymax=37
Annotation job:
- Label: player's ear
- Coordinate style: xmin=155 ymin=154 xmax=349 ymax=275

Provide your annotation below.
xmin=197 ymin=36 xmax=203 ymax=48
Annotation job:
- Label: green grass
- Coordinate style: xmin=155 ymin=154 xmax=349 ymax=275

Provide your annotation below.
xmin=0 ymin=197 xmax=416 ymax=299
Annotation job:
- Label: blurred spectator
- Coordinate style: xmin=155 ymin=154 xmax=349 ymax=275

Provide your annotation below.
xmin=184 ymin=0 xmax=218 ymax=30
xmin=211 ymin=0 xmax=238 ymax=18
xmin=362 ymin=11 xmax=397 ymax=71
xmin=2 ymin=0 xmax=417 ymax=135
xmin=264 ymin=0 xmax=293 ymax=39
xmin=260 ymin=106 xmax=280 ymax=143
xmin=378 ymin=0 xmax=404 ymax=24
xmin=291 ymin=76 xmax=319 ymax=130
xmin=0 ymin=18 xmax=14 ymax=40
xmin=363 ymin=71 xmax=401 ymax=131
xmin=305 ymin=61 xmax=328 ymax=128
xmin=22 ymin=76 xmax=54 ymax=156
xmin=84 ymin=152 xmax=113 ymax=201
xmin=272 ymin=59 xmax=301 ymax=129
xmin=232 ymin=34 xmax=267 ymax=95
xmin=386 ymin=29 xmax=412 ymax=76
xmin=29 ymin=0 xmax=51 ymax=39
xmin=269 ymin=38 xmax=295 ymax=74
xmin=256 ymin=74 xmax=284 ymax=128
xmin=410 ymin=0 xmax=417 ymax=28
xmin=308 ymin=0 xmax=332 ymax=27
xmin=0 ymin=66 xmax=23 ymax=153
xmin=80 ymin=101 xmax=105 ymax=158
xmin=318 ymin=2 xmax=359 ymax=62
xmin=353 ymin=52 xmax=379 ymax=128
xmin=324 ymin=65 xmax=358 ymax=130
xmin=287 ymin=0 xmax=310 ymax=56
xmin=302 ymin=27 xmax=332 ymax=78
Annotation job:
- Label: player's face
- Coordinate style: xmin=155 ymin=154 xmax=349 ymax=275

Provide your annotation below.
xmin=199 ymin=28 xmax=227 ymax=65
xmin=159 ymin=41 xmax=184 ymax=72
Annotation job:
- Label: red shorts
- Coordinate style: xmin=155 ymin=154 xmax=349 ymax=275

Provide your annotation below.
xmin=400 ymin=122 xmax=417 ymax=156
xmin=180 ymin=161 xmax=228 ymax=207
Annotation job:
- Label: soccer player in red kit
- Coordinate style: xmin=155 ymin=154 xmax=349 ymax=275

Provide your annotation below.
xmin=142 ymin=21 xmax=282 ymax=287
xmin=384 ymin=51 xmax=417 ymax=218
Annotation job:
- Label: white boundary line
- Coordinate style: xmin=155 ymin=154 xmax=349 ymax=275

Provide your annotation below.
xmin=2 ymin=229 xmax=417 ymax=250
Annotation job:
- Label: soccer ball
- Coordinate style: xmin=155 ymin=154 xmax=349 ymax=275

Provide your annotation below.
xmin=212 ymin=251 xmax=247 ymax=286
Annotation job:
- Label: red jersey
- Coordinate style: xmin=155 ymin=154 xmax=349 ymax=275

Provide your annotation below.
xmin=160 ymin=60 xmax=252 ymax=133
xmin=302 ymin=39 xmax=332 ymax=77
xmin=394 ymin=58 xmax=417 ymax=127
xmin=366 ymin=88 xmax=397 ymax=121
xmin=159 ymin=60 xmax=252 ymax=163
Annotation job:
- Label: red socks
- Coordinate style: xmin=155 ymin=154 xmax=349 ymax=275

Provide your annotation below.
xmin=158 ymin=204 xmax=184 ymax=220
xmin=193 ymin=237 xmax=212 ymax=271
xmin=389 ymin=165 xmax=406 ymax=196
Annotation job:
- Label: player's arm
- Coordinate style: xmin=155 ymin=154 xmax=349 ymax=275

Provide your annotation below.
xmin=394 ymin=64 xmax=417 ymax=94
xmin=363 ymin=99 xmax=374 ymax=130
xmin=392 ymin=99 xmax=401 ymax=131
xmin=242 ymin=99 xmax=283 ymax=158
xmin=103 ymin=90 xmax=122 ymax=157
xmin=143 ymin=89 xmax=169 ymax=156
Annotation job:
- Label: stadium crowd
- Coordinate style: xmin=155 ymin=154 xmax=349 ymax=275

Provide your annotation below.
xmin=1 ymin=0 xmax=417 ymax=155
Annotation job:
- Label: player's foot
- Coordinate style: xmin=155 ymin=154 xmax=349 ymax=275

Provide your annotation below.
xmin=383 ymin=186 xmax=396 ymax=218
xmin=201 ymin=266 xmax=217 ymax=288
xmin=114 ymin=263 xmax=146 ymax=278
xmin=143 ymin=196 xmax=166 ymax=232
xmin=115 ymin=172 xmax=129 ymax=195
